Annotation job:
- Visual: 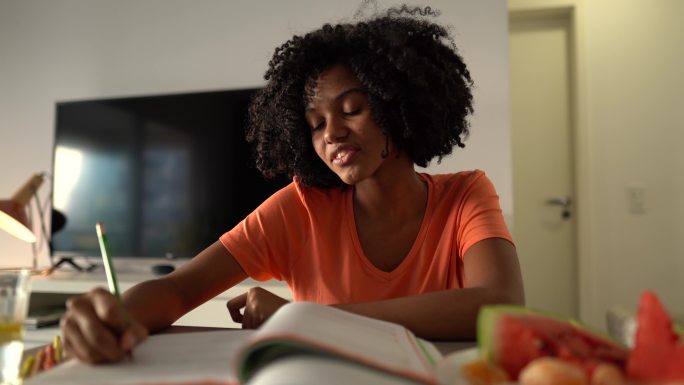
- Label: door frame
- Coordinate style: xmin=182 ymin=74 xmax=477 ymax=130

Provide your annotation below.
xmin=508 ymin=1 xmax=596 ymax=325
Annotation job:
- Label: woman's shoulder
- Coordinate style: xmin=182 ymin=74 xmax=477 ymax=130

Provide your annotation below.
xmin=291 ymin=176 xmax=347 ymax=205
xmin=421 ymin=169 xmax=498 ymax=201
xmin=422 ymin=169 xmax=489 ymax=188
xmin=258 ymin=177 xmax=346 ymax=212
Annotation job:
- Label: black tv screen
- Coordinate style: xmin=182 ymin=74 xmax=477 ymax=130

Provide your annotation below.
xmin=51 ymin=88 xmax=289 ymax=261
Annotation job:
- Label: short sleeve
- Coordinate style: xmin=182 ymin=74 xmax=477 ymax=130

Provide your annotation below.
xmin=219 ymin=182 xmax=310 ymax=282
xmin=456 ymin=172 xmax=513 ymax=258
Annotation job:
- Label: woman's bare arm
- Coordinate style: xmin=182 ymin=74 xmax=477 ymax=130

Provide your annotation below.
xmin=334 ymin=238 xmax=524 ymax=340
xmin=123 ymin=240 xmax=248 ymax=333
xmin=61 ymin=240 xmax=247 ymax=363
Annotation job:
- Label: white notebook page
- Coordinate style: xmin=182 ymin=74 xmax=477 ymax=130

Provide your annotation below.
xmin=26 ymin=329 xmax=255 ymax=385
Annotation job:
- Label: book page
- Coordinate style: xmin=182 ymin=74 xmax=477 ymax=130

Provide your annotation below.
xmin=26 ymin=330 xmax=255 ymax=385
xmin=240 ymin=302 xmax=442 ymax=384
xmin=247 ymin=356 xmax=423 ymax=385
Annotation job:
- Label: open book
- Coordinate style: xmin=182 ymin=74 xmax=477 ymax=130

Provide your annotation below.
xmin=26 ymin=302 xmax=445 ymax=385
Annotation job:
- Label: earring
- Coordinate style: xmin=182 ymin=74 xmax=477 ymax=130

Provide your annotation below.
xmin=381 ymin=132 xmax=390 ymax=159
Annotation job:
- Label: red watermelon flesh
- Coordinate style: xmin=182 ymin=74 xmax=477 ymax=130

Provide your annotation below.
xmin=626 ymin=291 xmax=684 ymax=383
xmin=483 ymin=310 xmax=628 ymax=380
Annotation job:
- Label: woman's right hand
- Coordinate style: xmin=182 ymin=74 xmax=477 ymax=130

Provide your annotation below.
xmin=60 ymin=287 xmax=148 ymax=364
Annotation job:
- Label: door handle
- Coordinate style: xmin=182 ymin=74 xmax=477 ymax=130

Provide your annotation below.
xmin=546 ymin=196 xmax=572 ymax=220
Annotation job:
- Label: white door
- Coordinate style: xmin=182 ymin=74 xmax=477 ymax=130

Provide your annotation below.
xmin=510 ymin=12 xmax=577 ymax=318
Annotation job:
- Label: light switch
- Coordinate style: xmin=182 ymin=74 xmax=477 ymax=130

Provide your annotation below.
xmin=627 ymin=186 xmax=646 ymax=214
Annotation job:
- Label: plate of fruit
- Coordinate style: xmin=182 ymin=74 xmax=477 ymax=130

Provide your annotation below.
xmin=437 ymin=291 xmax=684 ymax=385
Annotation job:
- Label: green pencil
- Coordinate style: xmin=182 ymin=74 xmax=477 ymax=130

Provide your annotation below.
xmin=96 ymin=222 xmax=121 ymax=299
xmin=95 ymin=222 xmax=133 ymax=360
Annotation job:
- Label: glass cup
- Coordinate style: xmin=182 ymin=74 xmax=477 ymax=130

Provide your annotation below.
xmin=0 ymin=270 xmax=31 ymax=385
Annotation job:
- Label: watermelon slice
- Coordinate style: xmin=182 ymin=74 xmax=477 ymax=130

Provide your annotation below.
xmin=478 ymin=305 xmax=628 ymax=380
xmin=626 ymin=291 xmax=684 ymax=383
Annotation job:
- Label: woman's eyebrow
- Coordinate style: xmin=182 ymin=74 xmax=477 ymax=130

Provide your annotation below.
xmin=334 ymin=87 xmax=366 ymax=102
xmin=305 ymin=87 xmax=366 ymax=112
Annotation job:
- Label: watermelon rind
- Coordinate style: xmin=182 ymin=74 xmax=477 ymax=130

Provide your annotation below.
xmin=478 ymin=305 xmax=530 ymax=362
xmin=675 ymin=322 xmax=684 ymax=338
xmin=477 ymin=304 xmax=624 ymax=363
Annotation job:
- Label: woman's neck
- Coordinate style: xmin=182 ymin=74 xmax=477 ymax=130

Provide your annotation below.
xmin=352 ymin=157 xmax=427 ymax=223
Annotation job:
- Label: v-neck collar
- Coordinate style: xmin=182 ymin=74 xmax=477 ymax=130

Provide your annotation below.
xmin=345 ymin=173 xmax=434 ymax=280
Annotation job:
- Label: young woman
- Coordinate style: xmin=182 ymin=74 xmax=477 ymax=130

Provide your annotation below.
xmin=60 ymin=6 xmax=524 ymax=364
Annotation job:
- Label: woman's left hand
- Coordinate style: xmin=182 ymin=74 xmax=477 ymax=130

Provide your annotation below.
xmin=226 ymin=287 xmax=289 ymax=329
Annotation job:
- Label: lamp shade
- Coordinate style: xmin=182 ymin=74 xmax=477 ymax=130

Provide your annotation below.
xmin=0 ymin=174 xmax=44 ymax=243
xmin=0 ymin=200 xmax=36 ymax=242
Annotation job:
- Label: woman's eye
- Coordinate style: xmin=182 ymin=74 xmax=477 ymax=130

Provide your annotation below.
xmin=312 ymin=121 xmax=325 ymax=131
xmin=343 ymin=108 xmax=361 ymax=116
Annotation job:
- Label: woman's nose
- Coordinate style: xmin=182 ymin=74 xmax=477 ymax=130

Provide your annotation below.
xmin=323 ymin=117 xmax=349 ymax=143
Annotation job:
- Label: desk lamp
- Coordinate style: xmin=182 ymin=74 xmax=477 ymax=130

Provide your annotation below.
xmin=0 ymin=173 xmax=46 ymax=270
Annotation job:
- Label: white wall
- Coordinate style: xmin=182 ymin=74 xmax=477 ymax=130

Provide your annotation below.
xmin=511 ymin=0 xmax=684 ymax=329
xmin=0 ymin=0 xmax=511 ymax=268
xmin=582 ymin=0 xmax=684 ymax=326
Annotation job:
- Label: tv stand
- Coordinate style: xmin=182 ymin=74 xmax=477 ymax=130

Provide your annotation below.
xmin=25 ymin=258 xmax=290 ymax=349
xmin=30 ymin=258 xmax=291 ymax=328
xmin=50 ymin=257 xmax=99 ymax=272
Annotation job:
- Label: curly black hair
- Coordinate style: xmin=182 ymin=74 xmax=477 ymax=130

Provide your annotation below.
xmin=247 ymin=5 xmax=474 ymax=188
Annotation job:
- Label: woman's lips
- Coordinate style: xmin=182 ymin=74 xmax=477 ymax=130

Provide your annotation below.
xmin=331 ymin=146 xmax=358 ymax=166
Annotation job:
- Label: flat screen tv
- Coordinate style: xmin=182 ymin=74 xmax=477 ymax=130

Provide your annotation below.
xmin=51 ymin=88 xmax=289 ymax=265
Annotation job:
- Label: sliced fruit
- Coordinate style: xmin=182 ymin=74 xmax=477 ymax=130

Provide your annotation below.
xmin=478 ymin=305 xmax=628 ymax=380
xmin=626 ymin=291 xmax=684 ymax=383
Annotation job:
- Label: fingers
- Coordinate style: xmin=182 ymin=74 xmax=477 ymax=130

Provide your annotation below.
xmin=242 ymin=287 xmax=268 ymax=329
xmin=88 ymin=288 xmax=130 ymax=332
xmin=129 ymin=321 xmax=149 ymax=347
xmin=120 ymin=321 xmax=148 ymax=351
xmin=226 ymin=287 xmax=289 ymax=329
xmin=61 ymin=294 xmax=126 ymax=363
xmin=226 ymin=292 xmax=246 ymax=324
xmin=241 ymin=293 xmax=258 ymax=330
xmin=227 ymin=291 xmax=257 ymax=329
xmin=61 ymin=287 xmax=145 ymax=364
xmin=60 ymin=316 xmax=108 ymax=364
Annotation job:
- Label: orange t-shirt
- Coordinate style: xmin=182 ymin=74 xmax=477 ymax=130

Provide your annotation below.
xmin=220 ymin=170 xmax=513 ymax=304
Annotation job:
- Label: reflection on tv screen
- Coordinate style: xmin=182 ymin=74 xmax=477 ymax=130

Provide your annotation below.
xmin=52 ymin=89 xmax=289 ymax=260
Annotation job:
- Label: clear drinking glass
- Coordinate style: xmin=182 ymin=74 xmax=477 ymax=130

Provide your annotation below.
xmin=0 ymin=270 xmax=31 ymax=385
